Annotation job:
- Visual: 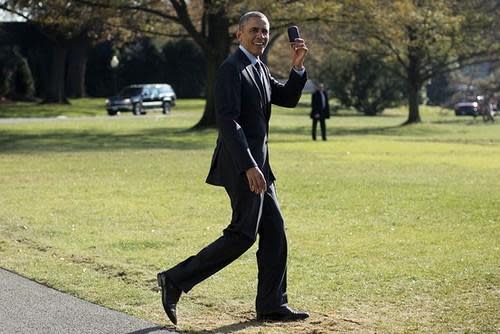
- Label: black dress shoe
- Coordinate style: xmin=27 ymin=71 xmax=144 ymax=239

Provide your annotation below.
xmin=157 ymin=271 xmax=182 ymax=325
xmin=257 ymin=306 xmax=309 ymax=322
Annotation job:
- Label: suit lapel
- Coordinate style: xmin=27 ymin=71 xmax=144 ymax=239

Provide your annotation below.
xmin=236 ymin=49 xmax=267 ymax=112
xmin=245 ymin=64 xmax=265 ymax=104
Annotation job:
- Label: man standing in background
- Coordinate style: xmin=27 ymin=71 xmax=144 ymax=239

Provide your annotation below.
xmin=311 ymin=82 xmax=330 ymax=141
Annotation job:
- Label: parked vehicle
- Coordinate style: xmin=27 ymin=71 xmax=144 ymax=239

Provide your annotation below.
xmin=105 ymin=84 xmax=176 ymax=116
xmin=454 ymin=101 xmax=479 ymax=117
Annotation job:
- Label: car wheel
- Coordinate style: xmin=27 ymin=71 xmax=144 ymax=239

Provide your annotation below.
xmin=162 ymin=101 xmax=171 ymax=114
xmin=107 ymin=110 xmax=117 ymax=116
xmin=133 ymin=103 xmax=143 ymax=115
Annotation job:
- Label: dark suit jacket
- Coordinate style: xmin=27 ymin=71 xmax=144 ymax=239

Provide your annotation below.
xmin=206 ymin=48 xmax=307 ymax=190
xmin=310 ymin=90 xmax=330 ymax=119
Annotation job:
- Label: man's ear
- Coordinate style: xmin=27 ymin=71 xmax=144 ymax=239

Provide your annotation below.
xmin=236 ymin=29 xmax=241 ymax=41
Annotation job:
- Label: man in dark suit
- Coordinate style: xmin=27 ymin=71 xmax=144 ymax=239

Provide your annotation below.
xmin=157 ymin=11 xmax=309 ymax=325
xmin=310 ymin=83 xmax=330 ymax=141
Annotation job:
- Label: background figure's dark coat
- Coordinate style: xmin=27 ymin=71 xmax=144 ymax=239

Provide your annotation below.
xmin=310 ymin=90 xmax=330 ymax=119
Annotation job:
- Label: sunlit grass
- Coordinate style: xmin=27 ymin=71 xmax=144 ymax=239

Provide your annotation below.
xmin=0 ymin=99 xmax=498 ymax=333
xmin=0 ymin=98 xmax=106 ymax=118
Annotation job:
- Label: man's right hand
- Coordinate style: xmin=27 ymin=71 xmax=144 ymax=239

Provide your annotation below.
xmin=245 ymin=167 xmax=267 ymax=194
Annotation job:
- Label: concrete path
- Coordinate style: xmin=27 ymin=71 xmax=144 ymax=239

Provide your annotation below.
xmin=0 ymin=268 xmax=175 ymax=334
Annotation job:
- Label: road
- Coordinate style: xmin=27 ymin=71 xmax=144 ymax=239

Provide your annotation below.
xmin=0 ymin=268 xmax=175 ymax=334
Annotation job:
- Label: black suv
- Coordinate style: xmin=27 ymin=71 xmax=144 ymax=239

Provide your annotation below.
xmin=454 ymin=101 xmax=479 ymax=117
xmin=106 ymin=84 xmax=176 ymax=116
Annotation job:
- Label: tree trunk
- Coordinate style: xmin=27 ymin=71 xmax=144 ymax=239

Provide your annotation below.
xmin=193 ymin=4 xmax=230 ymax=129
xmin=66 ymin=40 xmax=90 ymax=98
xmin=404 ymin=25 xmax=422 ymax=125
xmin=405 ymin=82 xmax=421 ymax=124
xmin=194 ymin=53 xmax=219 ymax=128
xmin=42 ymin=43 xmax=69 ymax=104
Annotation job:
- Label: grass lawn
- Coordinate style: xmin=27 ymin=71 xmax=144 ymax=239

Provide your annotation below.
xmin=0 ymin=98 xmax=498 ymax=333
xmin=0 ymin=98 xmax=105 ymax=118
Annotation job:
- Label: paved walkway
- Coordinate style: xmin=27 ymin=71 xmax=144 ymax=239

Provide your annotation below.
xmin=0 ymin=268 xmax=175 ymax=334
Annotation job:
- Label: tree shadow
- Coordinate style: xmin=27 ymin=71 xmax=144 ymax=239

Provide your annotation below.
xmin=430 ymin=118 xmax=484 ymax=125
xmin=270 ymin=124 xmax=407 ymax=139
xmin=275 ymin=107 xmax=403 ymax=118
xmin=332 ymin=125 xmax=407 ymax=136
xmin=0 ymin=126 xmax=216 ymax=153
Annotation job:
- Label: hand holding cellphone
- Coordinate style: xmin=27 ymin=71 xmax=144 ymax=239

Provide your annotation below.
xmin=287 ymin=25 xmax=301 ymax=43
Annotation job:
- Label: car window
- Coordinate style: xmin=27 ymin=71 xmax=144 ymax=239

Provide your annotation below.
xmin=151 ymin=88 xmax=160 ymax=98
xmin=159 ymin=86 xmax=173 ymax=94
xmin=120 ymin=87 xmax=142 ymax=96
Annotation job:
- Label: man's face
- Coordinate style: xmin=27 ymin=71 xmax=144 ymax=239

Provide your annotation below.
xmin=237 ymin=17 xmax=269 ymax=57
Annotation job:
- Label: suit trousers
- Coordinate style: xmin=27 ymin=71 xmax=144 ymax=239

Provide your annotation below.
xmin=164 ymin=183 xmax=288 ymax=313
xmin=312 ymin=118 xmax=327 ymax=140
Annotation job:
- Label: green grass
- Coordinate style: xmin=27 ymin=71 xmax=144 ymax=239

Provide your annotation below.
xmin=0 ymin=97 xmax=207 ymax=118
xmin=0 ymin=98 xmax=498 ymax=333
xmin=0 ymin=98 xmax=105 ymax=118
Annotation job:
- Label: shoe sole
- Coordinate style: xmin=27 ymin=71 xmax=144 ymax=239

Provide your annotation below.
xmin=257 ymin=314 xmax=309 ymax=322
xmin=257 ymin=316 xmax=308 ymax=322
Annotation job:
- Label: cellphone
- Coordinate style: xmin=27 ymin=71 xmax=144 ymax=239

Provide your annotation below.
xmin=287 ymin=25 xmax=300 ymax=42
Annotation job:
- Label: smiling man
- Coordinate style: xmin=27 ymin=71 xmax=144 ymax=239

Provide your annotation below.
xmin=157 ymin=11 xmax=309 ymax=325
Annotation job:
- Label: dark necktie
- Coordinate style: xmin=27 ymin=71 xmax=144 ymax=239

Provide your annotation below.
xmin=253 ymin=61 xmax=267 ymax=103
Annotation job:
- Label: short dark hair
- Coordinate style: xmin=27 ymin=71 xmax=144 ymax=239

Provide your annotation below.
xmin=238 ymin=11 xmax=269 ymax=31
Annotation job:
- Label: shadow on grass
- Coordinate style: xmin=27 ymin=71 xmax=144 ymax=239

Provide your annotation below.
xmin=0 ymin=127 xmax=216 ymax=153
xmin=276 ymin=106 xmax=404 ymax=118
xmin=2 ymin=123 xmax=414 ymax=153
xmin=430 ymin=118 xmax=485 ymax=125
xmin=331 ymin=125 xmax=433 ymax=137
xmin=126 ymin=326 xmax=172 ymax=334
xmin=270 ymin=124 xmax=408 ymax=138
xmin=178 ymin=319 xmax=262 ymax=334
xmin=270 ymin=117 xmax=486 ymax=140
